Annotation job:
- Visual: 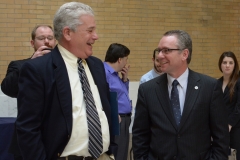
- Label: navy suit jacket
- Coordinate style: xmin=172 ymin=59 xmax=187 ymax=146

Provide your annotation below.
xmin=133 ymin=70 xmax=229 ymax=160
xmin=16 ymin=46 xmax=117 ymax=160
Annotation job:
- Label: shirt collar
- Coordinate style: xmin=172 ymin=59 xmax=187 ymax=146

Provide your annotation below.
xmin=103 ymin=62 xmax=118 ymax=75
xmin=58 ymin=44 xmax=80 ymax=66
xmin=167 ymin=68 xmax=189 ymax=88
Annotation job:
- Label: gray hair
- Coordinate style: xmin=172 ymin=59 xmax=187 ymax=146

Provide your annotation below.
xmin=164 ymin=30 xmax=192 ymax=64
xmin=53 ymin=2 xmax=94 ymax=41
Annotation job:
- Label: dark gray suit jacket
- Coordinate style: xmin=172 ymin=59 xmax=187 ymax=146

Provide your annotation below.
xmin=16 ymin=46 xmax=117 ymax=160
xmin=133 ymin=70 xmax=229 ymax=160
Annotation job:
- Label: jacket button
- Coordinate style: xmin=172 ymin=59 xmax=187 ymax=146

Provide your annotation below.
xmin=173 ymin=156 xmax=177 ymax=159
xmin=178 ymin=134 xmax=180 ymax=138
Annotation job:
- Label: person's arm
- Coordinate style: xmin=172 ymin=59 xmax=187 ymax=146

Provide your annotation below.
xmin=1 ymin=61 xmax=23 ymax=98
xmin=209 ymin=81 xmax=229 ymax=159
xmin=16 ymin=61 xmax=47 ymax=160
xmin=1 ymin=47 xmax=52 ymax=98
xmin=228 ymin=79 xmax=240 ymax=128
xmin=132 ymin=85 xmax=150 ymax=160
xmin=121 ymin=64 xmax=130 ymax=89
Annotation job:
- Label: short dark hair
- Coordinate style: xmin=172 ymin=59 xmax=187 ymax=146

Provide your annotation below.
xmin=104 ymin=43 xmax=130 ymax=63
xmin=31 ymin=25 xmax=53 ymax=40
xmin=164 ymin=30 xmax=192 ymax=64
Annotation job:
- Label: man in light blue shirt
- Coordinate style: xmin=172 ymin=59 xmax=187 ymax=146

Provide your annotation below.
xmin=140 ymin=48 xmax=163 ymax=84
xmin=103 ymin=43 xmax=131 ymax=160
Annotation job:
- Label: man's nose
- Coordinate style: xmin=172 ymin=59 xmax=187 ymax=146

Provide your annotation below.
xmin=93 ymin=32 xmax=98 ymax=40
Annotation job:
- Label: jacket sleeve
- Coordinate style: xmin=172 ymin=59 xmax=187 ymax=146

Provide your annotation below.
xmin=1 ymin=61 xmax=22 ymax=98
xmin=132 ymin=85 xmax=150 ymax=160
xmin=209 ymin=81 xmax=229 ymax=160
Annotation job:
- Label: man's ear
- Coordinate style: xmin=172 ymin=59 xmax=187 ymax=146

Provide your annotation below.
xmin=118 ymin=57 xmax=122 ymax=63
xmin=30 ymin=40 xmax=34 ymax=48
xmin=62 ymin=27 xmax=72 ymax=41
xmin=182 ymin=49 xmax=189 ymax=61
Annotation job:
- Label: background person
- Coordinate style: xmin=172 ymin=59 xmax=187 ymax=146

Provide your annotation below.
xmin=1 ymin=24 xmax=56 ymax=98
xmin=16 ymin=2 xmax=116 ymax=160
xmin=103 ymin=43 xmax=131 ymax=160
xmin=128 ymin=47 xmax=164 ymax=159
xmin=218 ymin=51 xmax=240 ymax=160
xmin=132 ymin=30 xmax=229 ymax=160
xmin=140 ymin=48 xmax=163 ymax=84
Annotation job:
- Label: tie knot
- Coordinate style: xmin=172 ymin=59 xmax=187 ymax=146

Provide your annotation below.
xmin=172 ymin=80 xmax=179 ymax=87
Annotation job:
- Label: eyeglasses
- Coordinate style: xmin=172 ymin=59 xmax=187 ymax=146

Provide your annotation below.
xmin=35 ymin=36 xmax=54 ymax=41
xmin=155 ymin=48 xmax=182 ymax=55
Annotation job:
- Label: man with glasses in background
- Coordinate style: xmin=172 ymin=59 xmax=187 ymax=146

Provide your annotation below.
xmin=1 ymin=24 xmax=56 ymax=160
xmin=132 ymin=30 xmax=229 ymax=160
xmin=1 ymin=24 xmax=56 ymax=98
xmin=140 ymin=48 xmax=163 ymax=84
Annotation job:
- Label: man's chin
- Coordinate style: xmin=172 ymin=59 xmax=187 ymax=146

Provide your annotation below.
xmin=84 ymin=52 xmax=93 ymax=58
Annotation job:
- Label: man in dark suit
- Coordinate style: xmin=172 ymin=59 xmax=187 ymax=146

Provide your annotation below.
xmin=1 ymin=24 xmax=56 ymax=98
xmin=1 ymin=24 xmax=56 ymax=160
xmin=132 ymin=30 xmax=229 ymax=160
xmin=16 ymin=2 xmax=117 ymax=160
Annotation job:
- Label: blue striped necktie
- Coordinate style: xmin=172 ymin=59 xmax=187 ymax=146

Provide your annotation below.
xmin=77 ymin=59 xmax=103 ymax=158
xmin=170 ymin=80 xmax=181 ymax=126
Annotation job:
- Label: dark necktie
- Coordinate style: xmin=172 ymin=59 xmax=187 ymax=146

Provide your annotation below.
xmin=170 ymin=80 xmax=181 ymax=126
xmin=77 ymin=59 xmax=103 ymax=158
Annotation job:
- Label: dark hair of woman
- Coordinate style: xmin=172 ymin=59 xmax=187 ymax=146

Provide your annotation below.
xmin=218 ymin=51 xmax=239 ymax=101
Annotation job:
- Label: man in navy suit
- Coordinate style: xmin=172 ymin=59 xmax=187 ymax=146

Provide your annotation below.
xmin=16 ymin=2 xmax=117 ymax=160
xmin=132 ymin=30 xmax=229 ymax=160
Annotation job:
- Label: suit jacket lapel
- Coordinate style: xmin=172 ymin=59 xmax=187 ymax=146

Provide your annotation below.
xmin=179 ymin=70 xmax=200 ymax=130
xmin=52 ymin=46 xmax=73 ymax=135
xmin=155 ymin=74 xmax=178 ymax=130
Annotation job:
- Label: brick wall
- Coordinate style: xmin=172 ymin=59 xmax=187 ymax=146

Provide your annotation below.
xmin=0 ymin=0 xmax=240 ymax=82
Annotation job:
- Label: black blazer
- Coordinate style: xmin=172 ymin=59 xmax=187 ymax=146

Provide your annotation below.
xmin=16 ymin=46 xmax=117 ymax=160
xmin=132 ymin=70 xmax=229 ymax=160
xmin=218 ymin=77 xmax=240 ymax=128
xmin=1 ymin=59 xmax=29 ymax=98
